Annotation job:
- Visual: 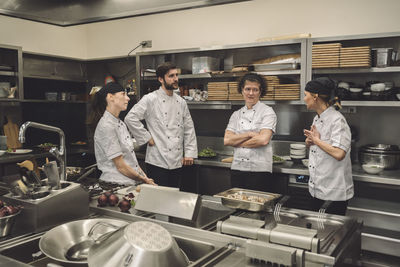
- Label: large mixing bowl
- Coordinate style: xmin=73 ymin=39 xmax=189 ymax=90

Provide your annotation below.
xmin=39 ymin=218 xmax=128 ymax=265
xmin=359 ymin=144 xmax=400 ymax=170
xmin=0 ymin=210 xmax=21 ymax=237
xmin=88 ymin=221 xmax=189 ymax=267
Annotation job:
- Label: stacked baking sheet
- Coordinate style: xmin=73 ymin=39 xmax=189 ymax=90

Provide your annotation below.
xmin=312 ymin=43 xmax=341 ymax=68
xmin=340 ymin=46 xmax=371 ymax=67
xmin=260 ymin=76 xmax=279 ymax=100
xmin=228 ymin=82 xmax=242 ymax=100
xmin=207 ymin=82 xmax=229 ymax=100
xmin=273 ymin=84 xmax=300 ymax=100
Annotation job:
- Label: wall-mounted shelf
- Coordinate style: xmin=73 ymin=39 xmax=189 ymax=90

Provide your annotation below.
xmin=24 ymin=75 xmax=87 ymax=82
xmin=0 ymin=71 xmax=17 ymax=76
xmin=19 ymin=99 xmax=87 ymax=104
xmin=341 ymin=101 xmax=400 ymax=107
xmin=313 ymin=66 xmax=400 ymax=74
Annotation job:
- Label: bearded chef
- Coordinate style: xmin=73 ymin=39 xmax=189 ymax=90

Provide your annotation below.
xmin=125 ymin=62 xmax=197 ymax=188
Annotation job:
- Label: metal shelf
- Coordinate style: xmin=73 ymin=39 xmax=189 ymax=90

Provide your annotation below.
xmin=341 ymin=101 xmax=400 ymax=107
xmin=24 ymin=75 xmax=87 ymax=82
xmin=186 ymin=100 xmax=304 ymax=109
xmin=143 ymin=70 xmax=301 ymax=81
xmin=313 ymin=66 xmax=400 ymax=74
xmin=20 ymin=99 xmax=87 ymax=104
xmin=0 ymin=71 xmax=17 ymax=76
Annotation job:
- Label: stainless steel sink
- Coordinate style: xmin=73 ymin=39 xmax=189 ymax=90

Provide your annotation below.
xmin=0 ymin=232 xmax=217 ymax=266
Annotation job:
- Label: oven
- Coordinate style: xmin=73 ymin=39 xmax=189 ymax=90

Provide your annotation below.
xmin=285 ymin=174 xmax=313 ymax=211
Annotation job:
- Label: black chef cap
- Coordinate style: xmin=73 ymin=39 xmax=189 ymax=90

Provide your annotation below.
xmin=97 ymin=82 xmax=125 ymax=97
xmin=305 ymin=77 xmax=336 ymax=95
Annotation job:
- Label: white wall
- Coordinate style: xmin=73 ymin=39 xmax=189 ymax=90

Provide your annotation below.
xmin=0 ymin=16 xmax=87 ymax=58
xmin=2 ymin=0 xmax=400 ymax=59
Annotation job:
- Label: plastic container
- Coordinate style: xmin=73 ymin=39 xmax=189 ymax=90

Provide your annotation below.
xmin=192 ymin=57 xmax=220 ymax=74
xmin=45 ymin=92 xmax=58 ymax=101
xmin=372 ymin=48 xmax=394 ymax=67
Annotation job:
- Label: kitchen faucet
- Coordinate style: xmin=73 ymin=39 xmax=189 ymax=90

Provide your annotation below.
xmin=19 ymin=122 xmax=67 ymax=181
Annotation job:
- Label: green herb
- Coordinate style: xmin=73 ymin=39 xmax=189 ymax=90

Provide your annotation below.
xmin=273 ymin=155 xmax=284 ymax=162
xmin=198 ymin=147 xmax=217 ymax=157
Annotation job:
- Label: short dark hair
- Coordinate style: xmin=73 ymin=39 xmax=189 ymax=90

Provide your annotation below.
xmin=238 ymin=73 xmax=267 ymax=97
xmin=156 ymin=62 xmax=177 ymax=79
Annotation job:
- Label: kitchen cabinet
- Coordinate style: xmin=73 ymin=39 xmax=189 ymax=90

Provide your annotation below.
xmin=136 ymin=38 xmax=308 ymax=109
xmin=0 ymin=44 xmax=23 ymax=101
xmin=308 ymin=32 xmax=400 ymax=107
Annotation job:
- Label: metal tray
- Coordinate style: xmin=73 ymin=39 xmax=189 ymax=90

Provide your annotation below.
xmin=214 ymin=188 xmax=281 ymax=212
xmin=253 ymin=63 xmax=299 ymax=71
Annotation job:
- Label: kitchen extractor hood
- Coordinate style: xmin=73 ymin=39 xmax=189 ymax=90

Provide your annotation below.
xmin=0 ymin=0 xmax=250 ymax=26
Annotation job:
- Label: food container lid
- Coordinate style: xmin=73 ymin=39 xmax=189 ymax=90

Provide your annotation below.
xmin=361 ymin=144 xmax=400 ymax=154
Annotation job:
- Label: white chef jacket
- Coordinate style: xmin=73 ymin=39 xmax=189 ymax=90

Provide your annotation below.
xmin=308 ymin=107 xmax=354 ymax=201
xmin=94 ymin=111 xmax=139 ymax=185
xmin=125 ymin=88 xmax=197 ymax=170
xmin=226 ymin=101 xmax=276 ymax=172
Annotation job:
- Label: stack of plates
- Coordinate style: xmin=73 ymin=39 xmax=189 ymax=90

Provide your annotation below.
xmin=290 ymin=143 xmax=306 ymax=161
xmin=312 ymin=43 xmax=341 ymax=68
xmin=273 ymin=84 xmax=300 ymax=100
xmin=340 ymin=46 xmax=371 ymax=68
xmin=228 ymin=82 xmax=242 ymax=100
xmin=207 ymin=82 xmax=229 ymax=100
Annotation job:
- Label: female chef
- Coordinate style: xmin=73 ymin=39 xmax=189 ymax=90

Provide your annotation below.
xmin=224 ymin=73 xmax=277 ymax=191
xmin=303 ymin=77 xmax=353 ymax=215
xmin=88 ymin=82 xmax=155 ymax=186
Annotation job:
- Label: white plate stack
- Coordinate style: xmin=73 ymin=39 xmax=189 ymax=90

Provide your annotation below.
xmin=290 ymin=143 xmax=306 ymax=162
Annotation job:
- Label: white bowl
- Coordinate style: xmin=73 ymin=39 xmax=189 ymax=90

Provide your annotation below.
xmin=349 ymin=87 xmax=363 ymax=93
xmin=396 ymin=93 xmax=400 ymax=101
xmin=370 ymin=83 xmax=386 ymax=92
xmin=290 ymin=143 xmax=306 ymax=150
xmin=362 ymin=164 xmax=384 ymax=175
xmin=290 ymin=154 xmax=306 ymax=159
xmin=338 ymin=82 xmax=350 ymax=90
xmin=0 ymin=150 xmax=5 ymax=156
xmin=384 ymin=82 xmax=394 ymax=90
xmin=302 ymin=159 xmax=309 ymax=167
xmin=290 ymin=149 xmax=306 ymax=156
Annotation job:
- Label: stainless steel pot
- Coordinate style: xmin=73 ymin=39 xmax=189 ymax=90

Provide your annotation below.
xmin=88 ymin=221 xmax=189 ymax=267
xmin=359 ymin=144 xmax=400 ymax=169
xmin=39 ymin=218 xmax=128 ymax=265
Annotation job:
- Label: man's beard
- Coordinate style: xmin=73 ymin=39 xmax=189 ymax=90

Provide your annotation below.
xmin=164 ymin=80 xmax=178 ymax=91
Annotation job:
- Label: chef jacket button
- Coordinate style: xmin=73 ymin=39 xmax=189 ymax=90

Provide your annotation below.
xmin=309 ymin=165 xmax=311 ymax=167
xmin=165 ymin=112 xmax=167 ymax=115
xmin=169 ymin=149 xmax=171 ymax=151
xmin=178 ymin=124 xmax=180 ymax=127
xmin=163 ymin=100 xmax=165 ymax=102
xmin=178 ymin=112 xmax=180 ymax=114
xmin=241 ymin=122 xmax=243 ymax=124
xmin=168 ymin=137 xmax=170 ymax=139
xmin=249 ymin=121 xmax=252 ymax=123
xmin=166 ymin=124 xmax=168 ymax=127
xmin=243 ymin=112 xmax=245 ymax=114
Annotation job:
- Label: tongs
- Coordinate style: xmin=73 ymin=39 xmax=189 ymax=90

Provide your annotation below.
xmin=273 ymin=195 xmax=290 ymax=222
xmin=75 ymin=163 xmax=97 ymax=182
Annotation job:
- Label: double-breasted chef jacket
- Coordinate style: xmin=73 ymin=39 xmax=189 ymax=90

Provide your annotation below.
xmin=308 ymin=107 xmax=354 ymax=201
xmin=94 ymin=110 xmax=139 ymax=185
xmin=125 ymin=88 xmax=197 ymax=170
xmin=226 ymin=101 xmax=277 ymax=172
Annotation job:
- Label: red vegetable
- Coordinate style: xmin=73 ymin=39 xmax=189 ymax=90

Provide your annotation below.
xmin=104 ymin=191 xmax=112 ymax=198
xmin=5 ymin=206 xmax=18 ymax=215
xmin=97 ymin=194 xmax=108 ymax=207
xmin=118 ymin=199 xmax=131 ymax=212
xmin=108 ymin=194 xmax=119 ymax=206
xmin=0 ymin=200 xmax=4 ymax=209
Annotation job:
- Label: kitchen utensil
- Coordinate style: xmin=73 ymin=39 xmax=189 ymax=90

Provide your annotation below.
xmin=0 ymin=82 xmax=10 ymax=98
xmin=290 ymin=143 xmax=306 ymax=150
xmin=362 ymin=164 xmax=384 ymax=174
xmin=0 ymin=135 xmax=6 ymax=150
xmin=359 ymin=144 xmax=400 ymax=170
xmin=214 ymin=188 xmax=282 ymax=212
xmin=43 ymin=161 xmax=60 ymax=189
xmin=302 ymin=159 xmax=309 ymax=168
xmin=3 ymin=116 xmax=22 ymax=149
xmin=0 ymin=210 xmax=21 ymax=237
xmin=0 ymin=150 xmax=5 ymax=156
xmin=221 ymin=157 xmax=233 ymax=163
xmin=39 ymin=218 xmax=128 ymax=265
xmin=88 ymin=221 xmax=189 ymax=267
xmin=349 ymin=87 xmax=363 ymax=93
xmin=372 ymin=48 xmax=394 ymax=67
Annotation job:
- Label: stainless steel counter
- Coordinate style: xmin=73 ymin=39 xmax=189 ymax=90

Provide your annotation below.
xmin=136 ymin=151 xmax=400 ymax=186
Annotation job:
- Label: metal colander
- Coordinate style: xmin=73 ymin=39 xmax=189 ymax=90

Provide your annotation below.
xmin=88 ymin=221 xmax=189 ymax=267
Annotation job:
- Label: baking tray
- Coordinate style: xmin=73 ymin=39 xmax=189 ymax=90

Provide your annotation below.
xmin=253 ymin=63 xmax=299 ymax=71
xmin=214 ymin=188 xmax=281 ymax=212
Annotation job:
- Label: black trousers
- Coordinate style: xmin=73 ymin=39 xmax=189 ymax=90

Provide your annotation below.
xmin=310 ymin=197 xmax=349 ymax=216
xmin=230 ymin=170 xmax=273 ymax=192
xmin=146 ymin=163 xmax=182 ymax=188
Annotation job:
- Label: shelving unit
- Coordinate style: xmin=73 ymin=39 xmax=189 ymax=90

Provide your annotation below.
xmin=308 ymin=32 xmax=400 ymax=107
xmin=0 ymin=44 xmax=23 ymax=101
xmin=136 ymin=39 xmax=307 ymax=108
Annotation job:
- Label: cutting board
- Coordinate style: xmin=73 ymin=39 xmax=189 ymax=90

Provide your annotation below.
xmin=3 ymin=116 xmax=22 ymax=149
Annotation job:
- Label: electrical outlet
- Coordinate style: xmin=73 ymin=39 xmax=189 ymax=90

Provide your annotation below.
xmin=142 ymin=40 xmax=152 ymax=48
xmin=348 ymin=106 xmax=357 ymax=113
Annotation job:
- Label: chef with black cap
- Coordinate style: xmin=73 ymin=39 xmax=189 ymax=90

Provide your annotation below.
xmin=88 ymin=82 xmax=156 ymax=186
xmin=303 ymin=77 xmax=353 ymax=215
